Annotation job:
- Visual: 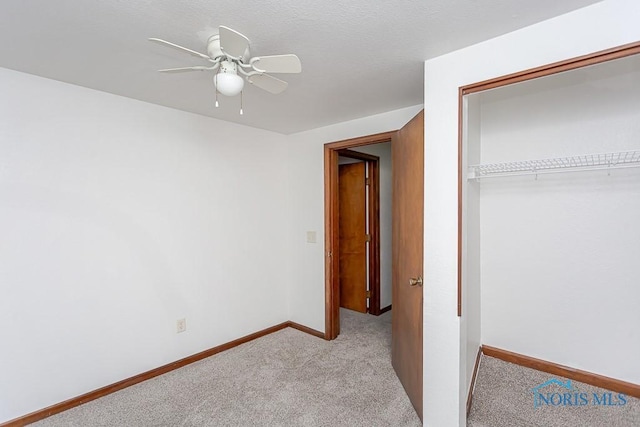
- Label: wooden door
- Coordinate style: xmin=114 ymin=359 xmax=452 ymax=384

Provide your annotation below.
xmin=391 ymin=110 xmax=424 ymax=420
xmin=338 ymin=162 xmax=368 ymax=313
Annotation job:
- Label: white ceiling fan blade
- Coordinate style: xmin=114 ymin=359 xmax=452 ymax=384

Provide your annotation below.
xmin=250 ymin=54 xmax=302 ymax=73
xmin=158 ymin=66 xmax=218 ymax=73
xmin=149 ymin=38 xmax=211 ymax=60
xmin=248 ymin=74 xmax=288 ymax=94
xmin=219 ymin=26 xmax=250 ymax=59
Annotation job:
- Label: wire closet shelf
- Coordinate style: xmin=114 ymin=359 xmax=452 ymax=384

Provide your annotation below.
xmin=467 ymin=150 xmax=640 ymax=180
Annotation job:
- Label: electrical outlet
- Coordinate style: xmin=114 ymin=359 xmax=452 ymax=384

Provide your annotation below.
xmin=176 ymin=318 xmax=186 ymax=333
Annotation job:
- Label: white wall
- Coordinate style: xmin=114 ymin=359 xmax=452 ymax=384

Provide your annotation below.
xmin=350 ymin=143 xmax=393 ymax=309
xmin=0 ymin=68 xmax=290 ymax=423
xmin=286 ymin=106 xmax=422 ymax=332
xmin=461 ymin=96 xmax=482 ymax=397
xmin=477 ymin=56 xmax=640 ymax=383
xmin=423 ymin=0 xmax=640 ymax=425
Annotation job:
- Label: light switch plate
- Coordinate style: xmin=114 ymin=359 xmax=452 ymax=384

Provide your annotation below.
xmin=306 ymin=231 xmax=317 ymax=243
xmin=176 ymin=318 xmax=186 ymax=333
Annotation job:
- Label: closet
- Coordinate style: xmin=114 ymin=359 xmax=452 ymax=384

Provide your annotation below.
xmin=462 ymin=52 xmax=640 ymax=385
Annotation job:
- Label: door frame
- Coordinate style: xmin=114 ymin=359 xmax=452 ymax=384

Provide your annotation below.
xmin=338 ymin=149 xmax=381 ymax=315
xmin=324 ymin=131 xmax=395 ymax=340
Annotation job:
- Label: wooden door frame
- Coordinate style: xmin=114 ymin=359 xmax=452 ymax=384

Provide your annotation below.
xmin=456 ymin=41 xmax=640 ymax=317
xmin=338 ymin=149 xmax=381 ymax=315
xmin=324 ymin=131 xmax=396 ymax=340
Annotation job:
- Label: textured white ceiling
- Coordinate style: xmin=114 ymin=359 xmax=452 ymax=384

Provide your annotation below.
xmin=0 ymin=0 xmax=600 ymax=134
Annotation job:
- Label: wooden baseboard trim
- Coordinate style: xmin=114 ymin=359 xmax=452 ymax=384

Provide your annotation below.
xmin=379 ymin=304 xmax=392 ymax=314
xmin=466 ymin=346 xmax=482 ymax=415
xmin=1 ymin=321 xmax=323 ymax=427
xmin=482 ymin=345 xmax=640 ymax=399
xmin=286 ymin=321 xmax=326 ymax=339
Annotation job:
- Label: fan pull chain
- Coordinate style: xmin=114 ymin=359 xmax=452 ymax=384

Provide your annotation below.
xmin=215 ymin=87 xmax=219 ymax=108
xmin=240 ymin=90 xmax=244 ymax=115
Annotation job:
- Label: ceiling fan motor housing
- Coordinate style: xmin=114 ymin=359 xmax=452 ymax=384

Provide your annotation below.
xmin=219 ymin=60 xmax=237 ymax=74
xmin=206 ymin=35 xmax=223 ymax=59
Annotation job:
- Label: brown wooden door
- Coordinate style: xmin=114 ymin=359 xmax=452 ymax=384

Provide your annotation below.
xmin=338 ymin=162 xmax=368 ymax=313
xmin=391 ymin=110 xmax=424 ymax=420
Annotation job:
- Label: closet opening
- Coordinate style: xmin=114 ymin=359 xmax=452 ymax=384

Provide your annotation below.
xmin=459 ymin=42 xmax=640 ymax=412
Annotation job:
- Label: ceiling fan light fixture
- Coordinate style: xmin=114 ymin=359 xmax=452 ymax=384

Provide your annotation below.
xmin=214 ymin=72 xmax=244 ymax=97
xmin=214 ymin=61 xmax=244 ymax=97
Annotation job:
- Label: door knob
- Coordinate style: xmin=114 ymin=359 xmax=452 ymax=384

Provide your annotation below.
xmin=409 ymin=276 xmax=423 ymax=287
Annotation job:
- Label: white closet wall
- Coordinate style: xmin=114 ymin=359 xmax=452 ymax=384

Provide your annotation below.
xmin=476 ymin=56 xmax=640 ymax=383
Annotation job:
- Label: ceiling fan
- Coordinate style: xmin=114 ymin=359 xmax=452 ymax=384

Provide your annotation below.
xmin=149 ymin=26 xmax=302 ymax=114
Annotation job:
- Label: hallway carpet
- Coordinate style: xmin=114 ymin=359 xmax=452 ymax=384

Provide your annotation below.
xmin=34 ymin=309 xmax=421 ymax=426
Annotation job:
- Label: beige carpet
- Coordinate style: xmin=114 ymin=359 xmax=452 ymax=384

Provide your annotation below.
xmin=468 ymin=355 xmax=640 ymax=427
xmin=33 ymin=309 xmax=421 ymax=426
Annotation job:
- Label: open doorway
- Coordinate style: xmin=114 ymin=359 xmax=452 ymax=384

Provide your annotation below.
xmin=323 ymin=111 xmax=425 ymax=420
xmin=324 ymin=132 xmax=395 ymax=337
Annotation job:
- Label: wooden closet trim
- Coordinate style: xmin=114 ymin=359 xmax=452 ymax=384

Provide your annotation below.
xmin=456 ymin=41 xmax=640 ymax=316
xmin=461 ymin=41 xmax=640 ymax=95
xmin=466 ymin=346 xmax=483 ymax=414
xmin=482 ymin=345 xmax=640 ymax=399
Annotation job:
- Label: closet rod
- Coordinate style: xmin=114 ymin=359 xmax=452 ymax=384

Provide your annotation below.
xmin=468 ymin=150 xmax=640 ymax=180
